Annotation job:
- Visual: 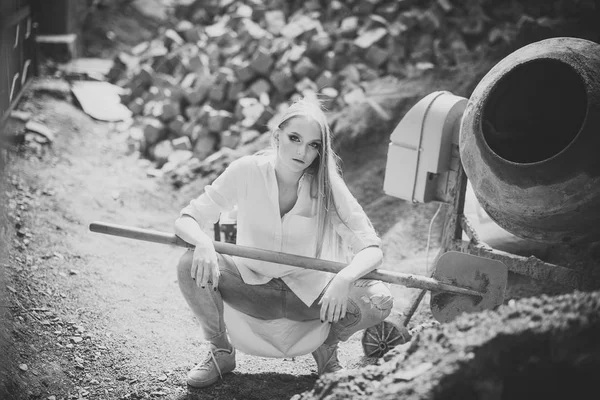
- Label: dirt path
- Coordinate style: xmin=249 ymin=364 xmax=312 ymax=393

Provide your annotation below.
xmin=2 ymin=87 xmax=439 ymax=399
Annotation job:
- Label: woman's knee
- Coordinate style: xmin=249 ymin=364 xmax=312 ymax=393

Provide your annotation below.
xmin=176 ymin=250 xmax=194 ymax=283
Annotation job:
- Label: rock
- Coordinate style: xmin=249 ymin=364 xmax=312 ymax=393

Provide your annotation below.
xmin=151 ymin=139 xmax=175 ymax=166
xmin=208 ymin=109 xmax=235 ymax=133
xmin=232 ymin=58 xmax=257 ymax=82
xmin=172 ymin=137 xmax=192 ymax=151
xmin=306 ymin=31 xmax=333 ymax=59
xmin=158 ymin=100 xmax=181 ymax=122
xmin=164 ymin=29 xmax=185 ymax=49
xmin=248 ymin=79 xmax=271 ymax=98
xmin=168 ymin=116 xmax=186 ymax=136
xmin=338 ymin=16 xmax=360 ymax=38
xmin=354 ymin=27 xmax=388 ymax=49
xmin=295 ymin=78 xmax=318 ymax=96
xmin=19 ymin=364 xmax=28 ymax=372
xmin=315 ymin=70 xmax=336 ymax=89
xmin=365 ymin=45 xmax=390 ymax=68
xmin=128 ymin=98 xmax=145 ymax=115
xmin=264 ymin=10 xmax=287 ymax=35
xmin=280 ymin=15 xmax=320 ymax=40
xmin=292 ymin=57 xmax=321 ymax=80
xmin=193 ymin=133 xmax=218 ymax=161
xmin=249 ymin=47 xmax=274 ymax=76
xmin=143 ymin=118 xmax=167 ymax=146
xmin=270 ymin=68 xmax=296 ymax=96
xmin=220 ymin=130 xmax=241 ymax=149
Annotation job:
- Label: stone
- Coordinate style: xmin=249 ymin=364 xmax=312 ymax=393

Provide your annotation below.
xmin=180 ymin=73 xmax=197 ymax=89
xmin=248 ymin=79 xmax=271 ymax=98
xmin=172 ymin=136 xmax=193 ymax=151
xmin=220 ymin=130 xmax=241 ymax=149
xmin=143 ymin=118 xmax=167 ymax=146
xmin=128 ymin=98 xmax=145 ymax=115
xmin=249 ymin=47 xmax=274 ymax=76
xmin=168 ymin=116 xmax=186 ymax=136
xmin=354 ymin=27 xmax=388 ymax=49
xmin=295 ymin=78 xmax=318 ymax=95
xmin=280 ymin=15 xmax=319 ymax=40
xmin=270 ymin=68 xmax=296 ymax=96
xmin=208 ymin=110 xmax=235 ymax=133
xmin=127 ymin=65 xmax=154 ymax=91
xmin=164 ymin=100 xmax=182 ymax=122
xmin=164 ymin=29 xmax=185 ymax=49
xmin=187 ymin=54 xmax=210 ymax=75
xmin=307 ymin=32 xmax=333 ymax=59
xmin=151 ymin=139 xmax=175 ymax=166
xmin=338 ymin=16 xmax=359 ymax=38
xmin=292 ymin=57 xmax=321 ymax=80
xmin=208 ymin=78 xmax=229 ymax=103
xmin=315 ymin=70 xmax=336 ymax=89
xmin=365 ymin=45 xmax=390 ymax=68
xmin=185 ymin=78 xmax=212 ymax=105
xmin=239 ymin=18 xmax=271 ymax=41
xmin=193 ymin=133 xmax=218 ymax=161
xmin=227 ymin=77 xmax=245 ymax=102
xmin=353 ymin=0 xmax=380 ymax=15
xmin=232 ymin=59 xmax=256 ymax=82
xmin=264 ymin=10 xmax=286 ymax=35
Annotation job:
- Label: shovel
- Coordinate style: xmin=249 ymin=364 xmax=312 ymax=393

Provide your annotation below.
xmin=89 ymin=221 xmax=507 ymax=357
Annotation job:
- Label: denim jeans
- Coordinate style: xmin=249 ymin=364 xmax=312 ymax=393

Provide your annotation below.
xmin=176 ymin=249 xmax=393 ymax=347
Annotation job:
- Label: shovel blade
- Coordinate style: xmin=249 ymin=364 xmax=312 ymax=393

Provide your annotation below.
xmin=430 ymin=251 xmax=507 ymax=323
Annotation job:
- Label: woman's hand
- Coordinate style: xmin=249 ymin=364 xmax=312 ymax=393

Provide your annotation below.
xmin=319 ymin=274 xmax=353 ymax=323
xmin=190 ymin=237 xmax=220 ymax=290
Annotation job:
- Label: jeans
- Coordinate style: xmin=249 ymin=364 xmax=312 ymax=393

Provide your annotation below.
xmin=176 ymin=249 xmax=393 ymax=347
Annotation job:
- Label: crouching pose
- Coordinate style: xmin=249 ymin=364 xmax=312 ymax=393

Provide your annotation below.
xmin=175 ymin=98 xmax=393 ymax=388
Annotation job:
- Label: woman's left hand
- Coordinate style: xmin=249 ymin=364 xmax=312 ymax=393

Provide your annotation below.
xmin=319 ymin=274 xmax=353 ymax=323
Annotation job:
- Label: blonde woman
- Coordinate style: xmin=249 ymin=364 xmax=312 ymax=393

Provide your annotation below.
xmin=175 ymin=98 xmax=393 ymax=388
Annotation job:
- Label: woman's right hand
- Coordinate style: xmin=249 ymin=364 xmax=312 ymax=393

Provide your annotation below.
xmin=190 ymin=237 xmax=220 ymax=290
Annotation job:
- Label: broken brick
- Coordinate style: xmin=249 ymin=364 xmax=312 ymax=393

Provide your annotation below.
xmin=208 ymin=109 xmax=235 ymax=133
xmin=248 ymin=79 xmax=271 ymax=98
xmin=365 ymin=45 xmax=390 ymax=68
xmin=249 ymin=47 xmax=274 ymax=76
xmin=172 ymin=136 xmax=192 ymax=151
xmin=354 ymin=27 xmax=388 ymax=49
xmin=168 ymin=116 xmax=186 ymax=136
xmin=292 ymin=57 xmax=321 ymax=80
xmin=143 ymin=118 xmax=167 ymax=146
xmin=270 ymin=68 xmax=296 ymax=96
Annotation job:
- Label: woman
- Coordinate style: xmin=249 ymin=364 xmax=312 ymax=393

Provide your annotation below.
xmin=175 ymin=98 xmax=393 ymax=388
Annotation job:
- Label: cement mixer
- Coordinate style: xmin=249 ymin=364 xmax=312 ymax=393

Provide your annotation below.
xmin=383 ymin=37 xmax=600 ymax=328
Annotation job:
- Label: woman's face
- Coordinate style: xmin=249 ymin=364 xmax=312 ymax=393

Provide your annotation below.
xmin=276 ymin=116 xmax=322 ymax=173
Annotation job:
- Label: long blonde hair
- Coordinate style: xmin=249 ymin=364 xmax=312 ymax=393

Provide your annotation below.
xmin=270 ymin=98 xmax=352 ymax=262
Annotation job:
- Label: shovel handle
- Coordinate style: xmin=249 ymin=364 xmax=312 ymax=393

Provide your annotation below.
xmin=89 ymin=221 xmax=483 ymax=297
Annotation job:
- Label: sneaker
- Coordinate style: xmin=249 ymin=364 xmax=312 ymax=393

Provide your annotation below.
xmin=312 ymin=342 xmax=344 ymax=375
xmin=187 ymin=345 xmax=236 ymax=388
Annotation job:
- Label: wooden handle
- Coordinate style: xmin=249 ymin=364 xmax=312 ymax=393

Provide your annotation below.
xmin=89 ymin=221 xmax=483 ymax=297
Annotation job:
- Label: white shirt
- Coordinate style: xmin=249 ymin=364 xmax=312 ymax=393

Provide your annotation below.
xmin=180 ymin=154 xmax=381 ymax=357
xmin=180 ymin=154 xmax=381 ymax=306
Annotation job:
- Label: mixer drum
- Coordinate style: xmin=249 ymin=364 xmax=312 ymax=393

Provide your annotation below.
xmin=460 ymin=37 xmax=600 ymax=244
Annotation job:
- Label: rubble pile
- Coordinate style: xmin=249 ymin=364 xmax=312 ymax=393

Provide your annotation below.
xmin=294 ymin=290 xmax=600 ymax=400
xmin=107 ymin=0 xmax=595 ymax=187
